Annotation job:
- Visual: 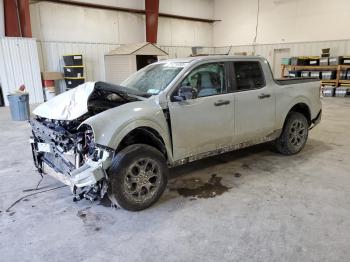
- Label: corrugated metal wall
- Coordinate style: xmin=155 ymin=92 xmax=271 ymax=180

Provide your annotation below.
xmin=160 ymin=46 xmax=214 ymax=58
xmin=37 ymin=41 xmax=120 ymax=93
xmin=0 ymin=37 xmax=44 ymax=106
xmin=35 ymin=39 xmax=350 ymax=93
xmin=36 ymin=41 xmax=213 ymax=92
xmin=215 ymin=39 xmax=350 ymax=66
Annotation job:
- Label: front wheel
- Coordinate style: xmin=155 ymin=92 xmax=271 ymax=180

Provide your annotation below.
xmin=107 ymin=144 xmax=168 ymax=211
xmin=274 ymin=112 xmax=309 ymax=155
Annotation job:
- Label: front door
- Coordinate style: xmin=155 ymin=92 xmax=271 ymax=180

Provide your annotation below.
xmin=168 ymin=62 xmax=235 ymax=161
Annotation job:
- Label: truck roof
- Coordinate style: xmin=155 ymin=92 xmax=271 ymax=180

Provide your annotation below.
xmin=159 ymin=55 xmax=266 ymax=64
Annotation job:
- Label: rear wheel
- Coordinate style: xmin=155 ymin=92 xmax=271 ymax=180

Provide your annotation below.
xmin=107 ymin=144 xmax=168 ymax=211
xmin=274 ymin=112 xmax=309 ymax=155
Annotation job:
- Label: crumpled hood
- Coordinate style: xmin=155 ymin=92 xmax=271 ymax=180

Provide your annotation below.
xmin=33 ymin=82 xmax=96 ymax=120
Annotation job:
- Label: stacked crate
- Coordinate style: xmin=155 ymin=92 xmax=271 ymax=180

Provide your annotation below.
xmin=282 ymin=52 xmax=350 ymax=97
xmin=63 ymin=54 xmax=85 ymax=89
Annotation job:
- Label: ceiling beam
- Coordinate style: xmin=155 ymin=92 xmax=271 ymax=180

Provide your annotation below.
xmin=18 ymin=0 xmax=32 ymax=37
xmin=4 ymin=0 xmax=21 ymax=36
xmin=36 ymin=0 xmax=220 ymax=23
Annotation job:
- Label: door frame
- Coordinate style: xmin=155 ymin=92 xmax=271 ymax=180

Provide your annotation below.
xmin=272 ymin=48 xmax=291 ymax=78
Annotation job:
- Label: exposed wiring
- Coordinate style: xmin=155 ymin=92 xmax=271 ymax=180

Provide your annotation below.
xmin=252 ymin=0 xmax=260 ymax=55
xmin=5 ymin=185 xmax=68 ymax=213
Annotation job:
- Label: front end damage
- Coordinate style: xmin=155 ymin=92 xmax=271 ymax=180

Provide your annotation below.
xmin=30 ymin=118 xmax=113 ymax=201
xmin=28 ymin=81 xmax=148 ymax=201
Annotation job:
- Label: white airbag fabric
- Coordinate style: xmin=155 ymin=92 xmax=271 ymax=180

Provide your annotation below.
xmin=33 ymin=82 xmax=96 ymax=120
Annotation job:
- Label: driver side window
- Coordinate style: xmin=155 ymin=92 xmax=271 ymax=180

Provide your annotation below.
xmin=178 ymin=63 xmax=226 ymax=99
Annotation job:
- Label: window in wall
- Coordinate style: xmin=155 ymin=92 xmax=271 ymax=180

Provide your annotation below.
xmin=233 ymin=61 xmax=265 ymax=91
xmin=180 ymin=63 xmax=226 ymax=98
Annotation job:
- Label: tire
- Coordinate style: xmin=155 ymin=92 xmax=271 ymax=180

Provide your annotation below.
xmin=107 ymin=144 xmax=168 ymax=211
xmin=274 ymin=112 xmax=309 ymax=155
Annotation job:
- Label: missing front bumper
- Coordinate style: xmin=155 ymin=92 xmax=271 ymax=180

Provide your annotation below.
xmin=42 ymin=160 xmax=106 ymax=188
xmin=30 ymin=139 xmax=111 ymax=189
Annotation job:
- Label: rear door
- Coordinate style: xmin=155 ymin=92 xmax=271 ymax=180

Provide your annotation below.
xmin=167 ymin=62 xmax=235 ymax=160
xmin=230 ymin=60 xmax=276 ymax=143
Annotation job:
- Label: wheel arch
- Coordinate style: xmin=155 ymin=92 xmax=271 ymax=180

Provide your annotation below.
xmin=288 ymin=103 xmax=311 ymax=125
xmin=281 ymin=102 xmax=312 ymax=129
xmin=115 ymin=126 xmax=170 ymax=161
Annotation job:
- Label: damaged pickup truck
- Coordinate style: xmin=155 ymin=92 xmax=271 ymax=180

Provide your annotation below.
xmin=30 ymin=56 xmax=322 ymax=211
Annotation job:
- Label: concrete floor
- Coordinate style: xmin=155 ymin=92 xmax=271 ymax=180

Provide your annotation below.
xmin=1 ymin=98 xmax=350 ymax=262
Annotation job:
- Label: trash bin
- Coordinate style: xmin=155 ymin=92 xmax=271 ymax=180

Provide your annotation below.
xmin=7 ymin=93 xmax=30 ymax=121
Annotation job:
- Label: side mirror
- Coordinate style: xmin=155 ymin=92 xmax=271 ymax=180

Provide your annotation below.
xmin=173 ymin=86 xmax=198 ymax=101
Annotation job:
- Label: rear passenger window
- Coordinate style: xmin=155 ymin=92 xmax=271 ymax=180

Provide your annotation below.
xmin=233 ymin=61 xmax=265 ymax=91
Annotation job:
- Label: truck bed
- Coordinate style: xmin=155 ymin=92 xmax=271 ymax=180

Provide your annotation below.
xmin=275 ymin=77 xmax=319 ymax=86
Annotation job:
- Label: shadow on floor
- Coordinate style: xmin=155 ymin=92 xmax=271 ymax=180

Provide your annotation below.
xmin=168 ymin=138 xmax=332 ymax=180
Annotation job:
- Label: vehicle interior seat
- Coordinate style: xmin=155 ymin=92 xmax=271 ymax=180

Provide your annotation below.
xmin=197 ymin=72 xmax=218 ymax=97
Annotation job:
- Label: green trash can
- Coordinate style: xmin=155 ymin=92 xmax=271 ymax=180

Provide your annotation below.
xmin=7 ymin=93 xmax=30 ymax=121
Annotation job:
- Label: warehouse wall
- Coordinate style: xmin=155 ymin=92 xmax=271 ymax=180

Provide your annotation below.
xmin=160 ymin=0 xmax=213 ymax=19
xmin=62 ymin=0 xmax=145 ymax=9
xmin=213 ymin=0 xmax=350 ymax=46
xmin=30 ymin=0 xmax=214 ymax=89
xmin=30 ymin=0 xmax=213 ymax=46
xmin=214 ymin=39 xmax=350 ymax=78
xmin=30 ymin=2 xmax=145 ymax=44
xmin=0 ymin=38 xmax=44 ymax=105
xmin=36 ymin=41 xmax=213 ymax=93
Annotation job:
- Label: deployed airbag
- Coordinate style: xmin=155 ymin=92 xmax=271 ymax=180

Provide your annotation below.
xmin=33 ymin=82 xmax=96 ymax=120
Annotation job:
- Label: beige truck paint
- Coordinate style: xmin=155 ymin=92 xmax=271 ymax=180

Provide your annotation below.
xmin=81 ymin=56 xmax=321 ymax=166
xmin=81 ymin=96 xmax=174 ymax=162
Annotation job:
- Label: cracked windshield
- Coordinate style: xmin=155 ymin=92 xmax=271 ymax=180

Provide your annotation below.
xmin=121 ymin=62 xmax=187 ymax=95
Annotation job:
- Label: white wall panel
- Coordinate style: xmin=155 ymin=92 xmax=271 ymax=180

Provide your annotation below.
xmin=214 ymin=0 xmax=350 ymax=46
xmin=214 ymin=39 xmax=350 ymax=72
xmin=158 ymin=17 xmax=213 ymax=46
xmin=30 ymin=2 xmax=145 ymax=44
xmin=37 ymin=41 xmax=120 ymax=92
xmin=64 ymin=0 xmax=144 ymax=9
xmin=0 ymin=37 xmax=44 ymax=106
xmin=159 ymin=0 xmax=214 ymax=19
xmin=30 ymin=1 xmax=213 ymax=47
xmin=160 ymin=46 xmax=214 ymax=59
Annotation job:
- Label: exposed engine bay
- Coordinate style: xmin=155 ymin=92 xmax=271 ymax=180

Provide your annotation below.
xmin=30 ymin=81 xmax=145 ymax=201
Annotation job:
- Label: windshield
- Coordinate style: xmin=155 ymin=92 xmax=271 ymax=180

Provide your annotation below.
xmin=121 ymin=62 xmax=186 ymax=95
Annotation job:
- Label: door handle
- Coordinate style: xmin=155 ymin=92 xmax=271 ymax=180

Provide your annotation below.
xmin=214 ymin=100 xmax=230 ymax=106
xmin=258 ymin=93 xmax=271 ymax=99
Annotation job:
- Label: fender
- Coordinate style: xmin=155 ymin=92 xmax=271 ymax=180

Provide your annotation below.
xmin=278 ymin=95 xmax=312 ymax=128
xmin=108 ymin=119 xmax=173 ymax=161
xmin=79 ymin=97 xmax=173 ymax=160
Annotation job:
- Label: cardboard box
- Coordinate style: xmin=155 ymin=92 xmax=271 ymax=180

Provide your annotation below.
xmin=41 ymin=72 xmax=64 ymax=81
